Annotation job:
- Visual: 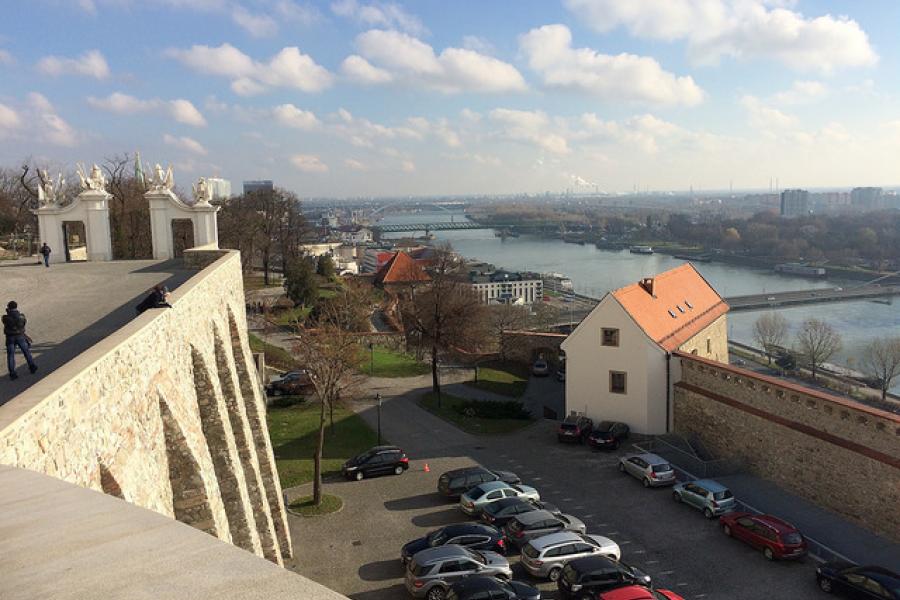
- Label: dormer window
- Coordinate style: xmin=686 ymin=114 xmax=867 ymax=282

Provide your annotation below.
xmin=677 ymin=305 xmax=685 ymax=313
xmin=684 ymin=300 xmax=693 ymax=309
xmin=668 ymin=309 xmax=677 ymax=318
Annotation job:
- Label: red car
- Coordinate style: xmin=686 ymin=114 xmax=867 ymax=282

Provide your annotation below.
xmin=719 ymin=512 xmax=807 ymax=560
xmin=597 ymin=586 xmax=684 ymax=600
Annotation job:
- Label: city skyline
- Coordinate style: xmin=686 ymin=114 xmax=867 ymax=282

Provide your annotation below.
xmin=3 ymin=1 xmax=900 ymax=197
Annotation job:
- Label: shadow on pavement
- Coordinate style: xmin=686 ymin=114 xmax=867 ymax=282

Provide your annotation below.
xmin=350 ymin=583 xmax=407 ymax=600
xmin=411 ymin=507 xmax=464 ymax=528
xmin=357 ymin=559 xmax=404 ymax=582
xmin=384 ymin=492 xmax=449 ymax=511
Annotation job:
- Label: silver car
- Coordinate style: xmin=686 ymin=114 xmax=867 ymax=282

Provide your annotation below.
xmin=618 ymin=452 xmax=677 ymax=487
xmin=405 ymin=545 xmax=512 ymax=600
xmin=672 ymin=479 xmax=736 ymax=518
xmin=459 ymin=481 xmax=540 ymax=516
xmin=520 ymin=532 xmax=621 ymax=581
xmin=504 ymin=509 xmax=586 ymax=548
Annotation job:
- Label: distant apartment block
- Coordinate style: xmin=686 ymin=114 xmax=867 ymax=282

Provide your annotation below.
xmin=780 ymin=188 xmax=810 ymax=217
xmin=469 ymin=269 xmax=543 ymax=305
xmin=243 ymin=180 xmax=274 ymax=195
xmin=851 ymin=187 xmax=884 ymax=210
xmin=206 ymin=177 xmax=232 ymax=201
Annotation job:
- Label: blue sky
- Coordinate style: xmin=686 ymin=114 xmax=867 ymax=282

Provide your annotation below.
xmin=1 ymin=0 xmax=899 ymax=197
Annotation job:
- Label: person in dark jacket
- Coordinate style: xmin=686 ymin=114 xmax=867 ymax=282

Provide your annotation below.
xmin=136 ymin=284 xmax=172 ymax=314
xmin=39 ymin=243 xmax=51 ymax=267
xmin=3 ymin=301 xmax=37 ymax=380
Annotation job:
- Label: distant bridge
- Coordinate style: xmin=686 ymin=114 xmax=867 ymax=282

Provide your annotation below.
xmin=372 ymin=221 xmax=521 ymax=233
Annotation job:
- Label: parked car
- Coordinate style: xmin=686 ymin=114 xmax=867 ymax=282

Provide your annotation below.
xmin=816 ymin=563 xmax=900 ymax=598
xmin=532 ymin=359 xmax=551 ymax=377
xmin=480 ymin=498 xmax=561 ymax=528
xmin=597 ymin=586 xmax=685 ymax=600
xmin=587 ymin=421 xmax=630 ymax=451
xmin=446 ymin=576 xmax=541 ymax=600
xmin=520 ymin=532 xmax=621 ymax=581
xmin=617 ymin=453 xmax=676 ymax=488
xmin=341 ymin=445 xmax=409 ymax=481
xmin=718 ymin=512 xmax=807 ymax=560
xmin=504 ymin=510 xmax=586 ymax=549
xmin=402 ymin=524 xmax=506 ymax=565
xmin=557 ymin=556 xmax=652 ymax=599
xmin=557 ymin=415 xmax=593 ymax=444
xmin=438 ymin=467 xmax=521 ymax=499
xmin=266 ymin=370 xmax=313 ymax=396
xmin=672 ymin=480 xmax=735 ymax=518
xmin=460 ymin=481 xmax=541 ymax=516
xmin=405 ymin=545 xmax=512 ymax=600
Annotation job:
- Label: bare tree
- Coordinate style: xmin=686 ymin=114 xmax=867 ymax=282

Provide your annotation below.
xmin=291 ymin=287 xmax=365 ymax=506
xmin=752 ymin=312 xmax=789 ymax=364
xmin=794 ymin=318 xmax=842 ymax=381
xmin=400 ymin=245 xmax=487 ymax=405
xmin=489 ymin=303 xmax=528 ymax=359
xmin=528 ymin=301 xmax=559 ymax=332
xmin=860 ymin=336 xmax=900 ymax=402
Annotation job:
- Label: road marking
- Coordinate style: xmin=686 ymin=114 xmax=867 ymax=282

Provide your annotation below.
xmin=675 ymin=583 xmax=690 ymax=587
xmin=630 ymin=549 xmax=646 ymax=554
xmin=582 ymin=514 xmax=594 ymax=519
xmin=645 ymin=560 xmax=660 ymax=565
xmin=659 ymin=570 xmax=676 ymax=575
xmin=618 ymin=540 xmax=631 ymax=545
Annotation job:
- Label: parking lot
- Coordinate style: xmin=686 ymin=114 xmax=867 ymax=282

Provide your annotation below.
xmin=287 ymin=388 xmax=827 ymax=600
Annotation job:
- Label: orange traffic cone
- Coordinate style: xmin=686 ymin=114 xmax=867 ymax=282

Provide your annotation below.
xmin=423 ymin=463 xmax=430 ymax=473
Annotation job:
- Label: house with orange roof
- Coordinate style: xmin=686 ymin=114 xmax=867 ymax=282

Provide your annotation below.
xmin=560 ymin=263 xmax=729 ymax=434
xmin=373 ymin=251 xmax=431 ymax=294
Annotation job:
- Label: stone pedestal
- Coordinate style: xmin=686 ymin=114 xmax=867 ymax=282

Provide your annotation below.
xmin=34 ymin=189 xmax=113 ymax=263
xmin=147 ymin=188 xmax=220 ymax=260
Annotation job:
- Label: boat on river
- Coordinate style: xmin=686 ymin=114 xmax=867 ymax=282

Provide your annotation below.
xmin=629 ymin=245 xmax=654 ymax=255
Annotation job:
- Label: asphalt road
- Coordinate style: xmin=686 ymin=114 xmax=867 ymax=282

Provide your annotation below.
xmin=287 ymin=389 xmax=825 ymax=600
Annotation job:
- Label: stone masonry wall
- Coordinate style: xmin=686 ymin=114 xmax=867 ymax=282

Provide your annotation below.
xmin=673 ymin=352 xmax=900 ymax=542
xmin=501 ymin=331 xmax=567 ymax=364
xmin=0 ymin=250 xmax=292 ymax=564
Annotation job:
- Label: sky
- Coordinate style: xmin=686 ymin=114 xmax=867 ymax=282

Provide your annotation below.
xmin=2 ymin=0 xmax=900 ymax=198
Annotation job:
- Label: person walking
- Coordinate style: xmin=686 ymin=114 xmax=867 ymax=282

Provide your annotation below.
xmin=3 ymin=301 xmax=37 ymax=380
xmin=39 ymin=243 xmax=51 ymax=267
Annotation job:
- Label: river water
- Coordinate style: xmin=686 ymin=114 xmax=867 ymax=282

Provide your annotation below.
xmin=380 ymin=211 xmax=900 ymax=390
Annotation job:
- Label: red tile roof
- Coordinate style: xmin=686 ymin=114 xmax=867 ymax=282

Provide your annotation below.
xmin=374 ymin=251 xmax=431 ymax=285
xmin=612 ymin=263 xmax=728 ymax=352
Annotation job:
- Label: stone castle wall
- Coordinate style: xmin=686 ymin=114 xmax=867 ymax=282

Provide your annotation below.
xmin=501 ymin=330 xmax=567 ymax=364
xmin=673 ymin=352 xmax=900 ymax=542
xmin=0 ymin=250 xmax=292 ymax=564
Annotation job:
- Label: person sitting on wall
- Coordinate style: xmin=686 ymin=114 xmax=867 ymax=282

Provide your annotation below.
xmin=3 ymin=301 xmax=38 ymax=380
xmin=135 ymin=284 xmax=172 ymax=314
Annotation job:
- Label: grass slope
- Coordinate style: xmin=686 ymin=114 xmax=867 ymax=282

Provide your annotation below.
xmin=419 ymin=392 xmax=533 ymax=435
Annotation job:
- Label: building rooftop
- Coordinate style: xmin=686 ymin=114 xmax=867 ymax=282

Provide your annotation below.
xmin=612 ymin=263 xmax=728 ymax=352
xmin=373 ymin=251 xmax=431 ymax=285
xmin=0 ymin=258 xmax=194 ymax=406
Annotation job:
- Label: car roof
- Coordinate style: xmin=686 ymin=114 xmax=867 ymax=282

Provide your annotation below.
xmin=631 ymin=453 xmax=669 ymax=465
xmin=692 ymin=479 xmax=729 ymax=492
xmin=486 ymin=497 xmax=528 ymax=510
xmin=440 ymin=524 xmax=495 ymax=536
xmin=414 ymin=545 xmax=471 ymax=563
xmin=471 ymin=481 xmax=508 ymax=493
xmin=442 ymin=466 xmax=491 ymax=477
xmin=452 ymin=576 xmax=504 ymax=593
xmin=599 ymin=585 xmax=654 ymax=600
xmin=514 ymin=509 xmax=555 ymax=525
xmin=367 ymin=445 xmax=402 ymax=453
xmin=567 ymin=555 xmax=619 ymax=573
xmin=753 ymin=514 xmax=799 ymax=533
xmin=528 ymin=531 xmax=581 ymax=550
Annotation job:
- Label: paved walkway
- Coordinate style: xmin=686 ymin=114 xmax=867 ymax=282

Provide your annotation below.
xmin=1 ymin=258 xmax=194 ymax=405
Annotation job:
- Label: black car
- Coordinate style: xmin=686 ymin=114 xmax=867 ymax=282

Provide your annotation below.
xmin=401 ymin=524 xmax=506 ymax=564
xmin=438 ymin=466 xmax=522 ymax=498
xmin=557 ymin=556 xmax=652 ymax=598
xmin=447 ymin=576 xmax=540 ymax=600
xmin=557 ymin=415 xmax=593 ymax=444
xmin=816 ymin=562 xmax=900 ymax=598
xmin=480 ymin=497 xmax=561 ymax=528
xmin=587 ymin=421 xmax=630 ymax=450
xmin=341 ymin=445 xmax=409 ymax=481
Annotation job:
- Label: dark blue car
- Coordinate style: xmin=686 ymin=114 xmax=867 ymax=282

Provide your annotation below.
xmin=816 ymin=562 xmax=900 ymax=598
xmin=401 ymin=524 xmax=506 ymax=565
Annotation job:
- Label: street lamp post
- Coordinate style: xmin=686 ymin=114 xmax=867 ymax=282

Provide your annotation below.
xmin=369 ymin=342 xmax=375 ymax=377
xmin=376 ymin=393 xmax=382 ymax=445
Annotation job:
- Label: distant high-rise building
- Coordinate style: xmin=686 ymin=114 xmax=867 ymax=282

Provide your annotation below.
xmin=243 ymin=180 xmax=274 ymax=195
xmin=850 ymin=187 xmax=883 ymax=210
xmin=780 ymin=189 xmax=809 ymax=217
xmin=206 ymin=177 xmax=231 ymax=201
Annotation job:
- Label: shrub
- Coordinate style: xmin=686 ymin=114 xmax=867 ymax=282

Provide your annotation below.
xmin=268 ymin=395 xmax=306 ymax=408
xmin=454 ymin=399 xmax=530 ymax=420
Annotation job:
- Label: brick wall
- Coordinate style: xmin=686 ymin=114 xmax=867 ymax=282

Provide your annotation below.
xmin=501 ymin=330 xmax=567 ymax=364
xmin=0 ymin=250 xmax=292 ymax=564
xmin=673 ymin=352 xmax=900 ymax=542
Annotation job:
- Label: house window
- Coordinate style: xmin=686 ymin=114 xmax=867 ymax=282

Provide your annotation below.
xmin=609 ymin=371 xmax=627 ymax=394
xmin=706 ymin=338 xmax=712 ymax=354
xmin=601 ymin=328 xmax=619 ymax=347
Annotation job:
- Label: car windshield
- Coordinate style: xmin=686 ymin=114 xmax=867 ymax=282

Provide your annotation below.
xmin=468 ymin=487 xmax=487 ymax=499
xmin=508 ymin=519 xmax=523 ymax=533
xmin=652 ymin=463 xmax=672 ymax=473
xmin=522 ymin=544 xmax=540 ymax=559
xmin=467 ymin=549 xmax=486 ymax=564
xmin=559 ymin=423 xmax=577 ymax=430
xmin=596 ymin=421 xmax=614 ymax=432
xmin=427 ymin=531 xmax=448 ymax=546
xmin=782 ymin=532 xmax=803 ymax=544
xmin=713 ymin=490 xmax=733 ymax=500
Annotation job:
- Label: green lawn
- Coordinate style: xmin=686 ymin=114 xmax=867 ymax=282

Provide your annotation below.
xmin=418 ymin=392 xmax=534 ymax=435
xmin=243 ymin=275 xmax=282 ymax=291
xmin=268 ymin=403 xmax=379 ymax=488
xmin=288 ymin=493 xmax=343 ymax=517
xmin=273 ymin=306 xmax=311 ymax=327
xmin=360 ymin=346 xmax=431 ymax=378
xmin=248 ymin=333 xmax=296 ymax=371
xmin=465 ymin=362 xmax=530 ymax=397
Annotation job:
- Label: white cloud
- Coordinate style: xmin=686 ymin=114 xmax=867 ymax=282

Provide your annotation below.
xmin=773 ymin=80 xmax=827 ymax=104
xmin=231 ymin=6 xmax=278 ymax=37
xmin=291 ymin=154 xmax=329 ymax=172
xmin=331 ymin=0 xmax=426 ymax=35
xmin=401 ymin=160 xmax=416 ymax=172
xmin=344 ymin=158 xmax=368 ymax=170
xmin=37 ymin=49 xmax=110 ymax=79
xmin=741 ymin=95 xmax=797 ymax=129
xmin=564 ymin=0 xmax=877 ymax=73
xmin=87 ymin=92 xmax=207 ymax=127
xmin=519 ymin=25 xmax=704 ymax=106
xmin=347 ymin=29 xmax=527 ymax=94
xmin=329 ymin=109 xmax=461 ymax=149
xmin=29 ymin=93 xmax=77 ymax=146
xmin=163 ymin=133 xmax=208 ymax=155
xmin=166 ymin=43 xmax=333 ymax=95
xmin=0 ymin=50 xmax=13 ymax=65
xmin=489 ymin=108 xmax=570 ymax=155
xmin=275 ymin=1 xmax=321 ymax=24
xmin=273 ymin=103 xmax=320 ymax=130
xmin=0 ymin=103 xmax=22 ymax=136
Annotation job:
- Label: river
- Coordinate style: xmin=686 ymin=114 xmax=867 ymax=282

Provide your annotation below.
xmin=379 ymin=211 xmax=900 ymax=391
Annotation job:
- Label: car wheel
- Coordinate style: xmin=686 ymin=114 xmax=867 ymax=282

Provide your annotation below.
xmin=703 ymin=507 xmax=714 ymax=519
xmin=818 ymin=577 xmax=833 ymax=593
xmin=394 ymin=465 xmax=404 ymax=476
xmin=611 ymin=440 xmax=620 ymax=450
xmin=642 ymin=478 xmax=651 ymax=488
xmin=355 ymin=471 xmax=364 ymax=481
xmin=426 ymin=586 xmax=446 ymax=600
xmin=672 ymin=491 xmax=681 ymax=503
xmin=618 ymin=462 xmax=626 ymax=473
xmin=764 ymin=547 xmax=775 ymax=561
xmin=548 ymin=567 xmax=562 ymax=582
xmin=723 ymin=524 xmax=732 ymax=537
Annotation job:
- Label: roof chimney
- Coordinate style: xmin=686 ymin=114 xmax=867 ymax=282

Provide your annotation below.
xmin=639 ymin=277 xmax=655 ymax=297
